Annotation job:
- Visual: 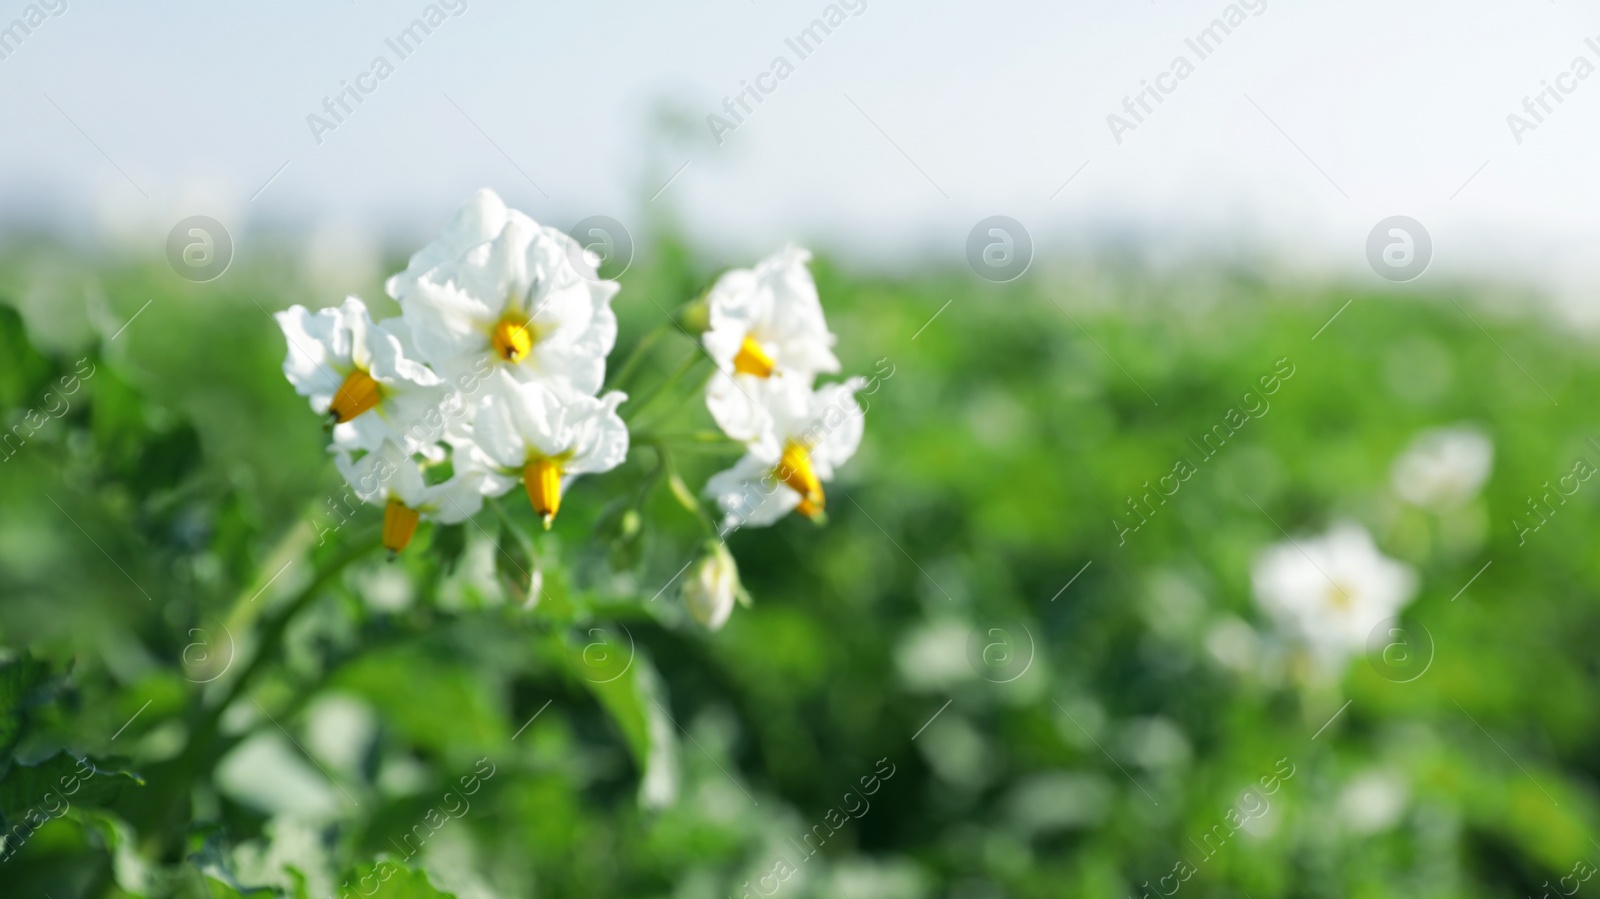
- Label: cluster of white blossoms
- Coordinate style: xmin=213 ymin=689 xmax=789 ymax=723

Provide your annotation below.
xmin=276 ymin=189 xmax=629 ymax=553
xmin=1242 ymin=427 xmax=1498 ymax=677
xmin=1247 ymin=426 xmax=1496 ymax=671
xmin=1389 ymin=424 xmax=1493 ymax=511
xmin=699 ymin=247 xmax=866 ymax=533
xmin=274 ymin=191 xmax=868 ymax=598
xmin=676 ymin=248 xmax=869 ymax=631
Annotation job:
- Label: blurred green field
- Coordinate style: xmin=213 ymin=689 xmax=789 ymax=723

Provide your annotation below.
xmin=1 ymin=231 xmax=1597 ymax=899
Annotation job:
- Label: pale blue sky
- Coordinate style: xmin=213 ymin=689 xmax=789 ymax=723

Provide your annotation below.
xmin=3 ymin=0 xmax=1600 ymax=312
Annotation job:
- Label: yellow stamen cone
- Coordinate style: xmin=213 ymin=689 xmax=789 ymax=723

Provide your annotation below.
xmin=776 ymin=442 xmax=825 ymax=520
xmin=491 ymin=316 xmax=536 ymax=363
xmin=382 ymin=498 xmax=421 ymax=554
xmin=795 ymin=495 xmax=824 ymax=521
xmin=329 ymin=369 xmax=382 ymax=423
xmin=524 ymin=457 xmax=563 ymax=529
xmin=732 ymin=335 xmax=776 ymax=378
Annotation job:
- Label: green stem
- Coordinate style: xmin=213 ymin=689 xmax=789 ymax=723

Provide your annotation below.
xmin=207 ymin=531 xmax=384 ymax=728
xmin=637 ymin=431 xmax=736 ymax=444
xmin=636 ymin=442 xmax=719 ymax=537
xmin=148 ymin=528 xmax=383 ymax=857
xmin=622 ymin=350 xmax=703 ymax=423
xmin=223 ymin=616 xmax=429 ymax=755
xmin=633 ymin=431 xmax=744 ymax=454
xmin=662 ymin=444 xmax=720 ymax=534
xmin=605 ymin=320 xmax=673 ymax=393
xmin=487 ymin=494 xmax=521 ymax=531
xmin=632 ymin=367 xmax=718 ymax=433
xmin=633 ymin=443 xmax=668 ymax=495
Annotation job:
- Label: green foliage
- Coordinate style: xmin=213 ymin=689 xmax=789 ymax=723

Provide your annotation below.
xmin=0 ymin=753 xmax=143 ymax=829
xmin=0 ymin=652 xmax=56 ymax=762
xmin=333 ymin=859 xmax=458 ymax=898
xmin=0 ymin=304 xmax=55 ymax=408
xmin=492 ymin=518 xmax=536 ymax=608
xmin=561 ymin=636 xmax=679 ymax=809
xmin=1 ymin=236 xmax=1597 ymax=898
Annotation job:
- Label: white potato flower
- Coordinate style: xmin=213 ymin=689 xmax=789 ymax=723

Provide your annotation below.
xmin=1251 ymin=523 xmax=1417 ymax=667
xmin=334 ymin=440 xmax=493 ymax=553
xmin=389 ymin=189 xmax=619 ymax=397
xmin=707 ymin=376 xmax=865 ymax=531
xmin=703 ymin=247 xmax=840 ymax=442
xmin=1390 ymin=425 xmax=1493 ymax=510
xmin=464 ymin=380 xmax=630 ymax=528
xmin=274 ymin=297 xmax=443 ymax=455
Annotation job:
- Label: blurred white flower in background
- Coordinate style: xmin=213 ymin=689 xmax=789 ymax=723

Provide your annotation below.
xmin=1251 ymin=523 xmax=1418 ymax=668
xmin=1204 ymin=615 xmax=1262 ymax=675
xmin=893 ymin=618 xmax=975 ymax=692
xmin=216 ymin=733 xmax=344 ymax=821
xmin=229 ymin=817 xmax=339 ymax=899
xmin=1000 ymin=771 xmax=1114 ymax=836
xmin=305 ymin=694 xmax=379 ymax=779
xmin=1391 ymin=425 xmax=1493 ymax=510
xmin=826 ymin=860 xmax=931 ymax=899
xmin=1337 ymin=768 xmax=1409 ymax=833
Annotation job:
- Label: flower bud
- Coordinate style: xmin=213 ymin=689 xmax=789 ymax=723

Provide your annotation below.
xmin=683 ymin=542 xmax=740 ymax=631
xmin=608 ymin=509 xmax=645 ymax=571
xmin=674 ymin=296 xmax=711 ymax=334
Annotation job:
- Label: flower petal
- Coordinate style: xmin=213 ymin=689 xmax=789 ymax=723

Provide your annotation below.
xmin=707 ymin=451 xmax=801 ymax=531
xmin=469 ymin=389 xmax=529 ymax=470
xmin=386 ymin=188 xmax=509 ymax=300
xmin=564 ymin=390 xmax=630 ymax=475
xmin=400 ymin=280 xmax=496 ymax=378
xmin=274 ymin=305 xmax=348 ymax=409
